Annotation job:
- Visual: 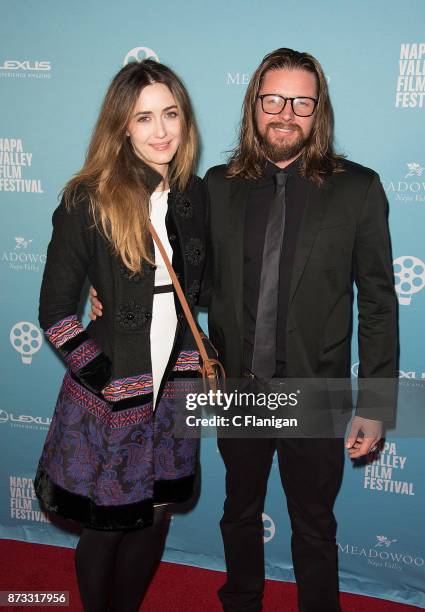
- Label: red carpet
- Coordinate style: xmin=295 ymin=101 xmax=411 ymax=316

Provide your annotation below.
xmin=0 ymin=539 xmax=421 ymax=611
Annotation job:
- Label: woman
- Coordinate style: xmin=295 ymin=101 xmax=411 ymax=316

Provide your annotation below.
xmin=35 ymin=60 xmax=208 ymax=611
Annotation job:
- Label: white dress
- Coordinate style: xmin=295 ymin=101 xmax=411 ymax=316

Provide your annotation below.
xmin=149 ymin=189 xmax=178 ymax=406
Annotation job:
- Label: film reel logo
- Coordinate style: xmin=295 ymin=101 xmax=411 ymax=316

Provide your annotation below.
xmin=10 ymin=321 xmax=43 ymax=364
xmin=123 ymin=47 xmax=160 ymax=66
xmin=0 ymin=410 xmax=9 ymax=424
xmin=393 ymin=256 xmax=425 ymax=305
xmin=262 ymin=512 xmax=276 ymax=543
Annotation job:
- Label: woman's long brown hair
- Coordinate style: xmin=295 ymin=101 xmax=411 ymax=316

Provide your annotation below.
xmin=64 ymin=60 xmax=198 ymax=273
xmin=227 ymin=48 xmax=344 ymax=185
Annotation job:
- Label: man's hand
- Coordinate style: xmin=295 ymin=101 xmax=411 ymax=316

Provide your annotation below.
xmin=88 ymin=287 xmax=103 ymax=321
xmin=345 ymin=416 xmax=382 ymax=459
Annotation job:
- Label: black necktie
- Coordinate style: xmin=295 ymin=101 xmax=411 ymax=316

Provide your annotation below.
xmin=251 ymin=171 xmax=287 ymax=381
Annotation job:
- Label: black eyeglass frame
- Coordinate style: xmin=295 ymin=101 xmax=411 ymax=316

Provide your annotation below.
xmin=257 ymin=94 xmax=318 ymax=117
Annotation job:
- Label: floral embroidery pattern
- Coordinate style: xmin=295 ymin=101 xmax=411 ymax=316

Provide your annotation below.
xmin=40 ymin=375 xmax=197 ymax=507
xmin=45 ymin=315 xmax=83 ymax=348
xmin=115 ymin=300 xmax=149 ymax=330
xmin=175 ymin=196 xmax=193 ymax=218
xmin=185 ymin=238 xmax=204 ymax=266
xmin=154 ymin=395 xmax=198 ymax=481
xmin=187 ymin=280 xmax=200 ymax=306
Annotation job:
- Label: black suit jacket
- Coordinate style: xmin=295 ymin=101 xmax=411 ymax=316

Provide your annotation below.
xmin=203 ymin=159 xmax=398 ymax=420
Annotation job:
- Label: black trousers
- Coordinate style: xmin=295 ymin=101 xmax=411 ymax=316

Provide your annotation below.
xmin=217 ymin=437 xmax=344 ymax=612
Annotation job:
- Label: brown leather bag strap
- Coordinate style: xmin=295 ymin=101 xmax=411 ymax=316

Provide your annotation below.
xmin=149 ymin=222 xmax=210 ymax=365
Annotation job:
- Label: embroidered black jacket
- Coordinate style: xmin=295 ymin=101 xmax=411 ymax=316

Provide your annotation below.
xmin=39 ymin=163 xmax=208 ymax=406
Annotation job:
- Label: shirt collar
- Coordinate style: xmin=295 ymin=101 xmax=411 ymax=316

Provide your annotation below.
xmin=265 ymin=154 xmax=303 ymax=178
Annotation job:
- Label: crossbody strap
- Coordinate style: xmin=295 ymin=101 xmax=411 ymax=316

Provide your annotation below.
xmin=149 ymin=222 xmax=210 ymax=365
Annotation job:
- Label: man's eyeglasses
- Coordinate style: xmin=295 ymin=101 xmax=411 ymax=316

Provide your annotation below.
xmin=257 ymin=94 xmax=317 ymax=117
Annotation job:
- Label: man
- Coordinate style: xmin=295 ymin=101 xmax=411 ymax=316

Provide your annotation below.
xmin=203 ymin=48 xmax=397 ymax=612
xmin=90 ymin=48 xmax=397 ymax=612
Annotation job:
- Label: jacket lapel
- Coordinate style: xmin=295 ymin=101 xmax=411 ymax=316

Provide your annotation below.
xmin=288 ymin=179 xmax=331 ymax=309
xmin=227 ymin=177 xmax=250 ymax=335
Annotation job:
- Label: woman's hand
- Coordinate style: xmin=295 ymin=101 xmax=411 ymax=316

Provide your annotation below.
xmin=89 ymin=287 xmax=103 ymax=321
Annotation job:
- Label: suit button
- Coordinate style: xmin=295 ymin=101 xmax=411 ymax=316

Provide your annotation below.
xmin=145 ymin=312 xmax=152 ymax=320
xmin=169 ymin=234 xmax=176 ymax=242
xmin=149 ymin=264 xmax=156 ymax=271
xmin=178 ymin=312 xmax=184 ymax=320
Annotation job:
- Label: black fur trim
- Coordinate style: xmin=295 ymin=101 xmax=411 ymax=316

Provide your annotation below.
xmin=57 ymin=330 xmax=90 ymax=357
xmin=34 ymin=465 xmax=194 ymax=530
xmin=110 ymin=391 xmax=154 ymax=411
xmin=34 ymin=465 xmax=153 ymax=530
xmin=76 ymin=352 xmax=112 ymax=394
xmin=153 ymin=474 xmax=195 ymax=503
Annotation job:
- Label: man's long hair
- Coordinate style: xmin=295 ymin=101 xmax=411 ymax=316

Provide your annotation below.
xmin=227 ymin=48 xmax=344 ymax=185
xmin=64 ymin=60 xmax=198 ymax=274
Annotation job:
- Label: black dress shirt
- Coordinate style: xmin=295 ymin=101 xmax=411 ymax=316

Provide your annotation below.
xmin=243 ymin=156 xmax=307 ymax=377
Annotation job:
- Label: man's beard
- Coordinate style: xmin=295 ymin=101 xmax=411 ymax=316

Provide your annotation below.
xmin=259 ymin=121 xmax=309 ymax=163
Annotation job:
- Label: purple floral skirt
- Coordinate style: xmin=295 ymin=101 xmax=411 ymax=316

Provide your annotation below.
xmin=35 ymin=371 xmax=198 ymax=530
